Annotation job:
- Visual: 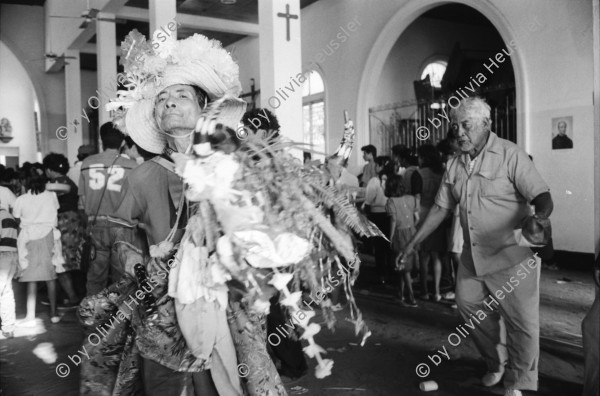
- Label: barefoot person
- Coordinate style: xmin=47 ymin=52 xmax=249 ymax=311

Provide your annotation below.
xmin=14 ymin=174 xmax=65 ymax=324
xmin=399 ymin=97 xmax=553 ymax=396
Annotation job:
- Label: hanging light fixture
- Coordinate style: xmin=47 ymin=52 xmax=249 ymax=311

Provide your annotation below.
xmin=220 ymin=0 xmax=236 ymax=4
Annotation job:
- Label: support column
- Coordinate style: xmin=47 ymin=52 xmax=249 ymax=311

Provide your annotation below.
xmin=593 ymin=0 xmax=600 ymax=256
xmin=149 ymin=0 xmax=177 ymax=39
xmin=65 ymin=49 xmax=83 ymax=166
xmin=96 ymin=14 xmax=117 ymax=129
xmin=258 ymin=0 xmax=303 ymax=155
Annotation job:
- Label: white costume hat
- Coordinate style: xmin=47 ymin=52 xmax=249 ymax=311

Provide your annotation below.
xmin=107 ymin=30 xmax=246 ymax=154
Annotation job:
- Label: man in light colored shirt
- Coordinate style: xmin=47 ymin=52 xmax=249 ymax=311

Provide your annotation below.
xmin=399 ymin=97 xmax=553 ymax=396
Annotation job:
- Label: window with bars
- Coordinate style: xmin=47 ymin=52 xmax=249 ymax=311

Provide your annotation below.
xmin=302 ymin=71 xmax=325 ymax=159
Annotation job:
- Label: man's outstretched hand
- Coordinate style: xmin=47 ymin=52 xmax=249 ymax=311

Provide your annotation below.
xmin=397 ymin=243 xmax=416 ymax=267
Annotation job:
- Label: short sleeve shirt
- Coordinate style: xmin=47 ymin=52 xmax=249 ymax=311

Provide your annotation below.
xmin=13 ymin=191 xmax=60 ymax=226
xmin=434 ymin=132 xmax=549 ymax=276
xmin=365 ymin=177 xmax=387 ymax=212
xmin=0 ymin=186 xmax=16 ymax=211
xmin=79 ymin=150 xmax=138 ymax=216
xmin=111 ymin=157 xmax=184 ymax=247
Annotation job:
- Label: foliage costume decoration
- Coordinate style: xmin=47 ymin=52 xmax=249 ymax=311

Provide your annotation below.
xmin=170 ymin=104 xmax=382 ymax=381
xmin=77 ymin=28 xmax=383 ymax=396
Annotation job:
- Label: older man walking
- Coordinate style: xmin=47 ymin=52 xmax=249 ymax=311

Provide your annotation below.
xmin=400 ymin=97 xmax=553 ymax=396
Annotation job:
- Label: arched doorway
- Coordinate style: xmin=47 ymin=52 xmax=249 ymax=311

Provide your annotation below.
xmin=0 ymin=39 xmax=44 ymax=165
xmin=355 ymin=0 xmax=528 ymax=166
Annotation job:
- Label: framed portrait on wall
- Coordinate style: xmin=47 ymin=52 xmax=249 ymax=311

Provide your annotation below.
xmin=551 ymin=116 xmax=573 ymax=150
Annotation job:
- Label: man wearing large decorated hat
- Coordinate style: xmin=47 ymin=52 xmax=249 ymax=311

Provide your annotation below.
xmin=79 ymin=21 xmax=384 ymax=396
xmin=77 ymin=30 xmax=284 ymax=396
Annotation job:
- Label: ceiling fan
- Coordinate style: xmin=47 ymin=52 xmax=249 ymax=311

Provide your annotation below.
xmin=26 ymin=52 xmax=78 ymax=65
xmin=50 ymin=1 xmax=126 ymax=29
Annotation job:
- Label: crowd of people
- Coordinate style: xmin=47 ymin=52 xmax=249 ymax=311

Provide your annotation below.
xmin=0 ymin=26 xmax=597 ymax=396
xmin=329 ymin=135 xmax=466 ymax=309
xmin=0 ymin=125 xmax=146 ymax=335
xmin=0 ymin=112 xmax=309 ymax=395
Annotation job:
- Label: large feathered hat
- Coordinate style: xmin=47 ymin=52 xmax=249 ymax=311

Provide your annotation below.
xmin=107 ymin=30 xmax=246 ymax=154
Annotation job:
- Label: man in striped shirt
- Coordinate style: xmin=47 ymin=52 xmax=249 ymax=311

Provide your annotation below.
xmin=0 ymin=203 xmax=18 ymax=338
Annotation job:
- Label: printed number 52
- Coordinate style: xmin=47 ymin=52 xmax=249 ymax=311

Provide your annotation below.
xmin=89 ymin=166 xmax=125 ymax=192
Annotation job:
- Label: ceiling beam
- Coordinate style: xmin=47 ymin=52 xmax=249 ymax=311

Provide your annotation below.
xmin=62 ymin=0 xmax=127 ymax=51
xmin=102 ymin=0 xmax=129 ymax=14
xmin=68 ymin=21 xmax=97 ymax=50
xmin=46 ymin=56 xmax=68 ymax=73
xmin=117 ymin=6 xmax=259 ymax=36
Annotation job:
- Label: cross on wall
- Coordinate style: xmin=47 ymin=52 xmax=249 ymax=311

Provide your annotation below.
xmin=277 ymin=4 xmax=298 ymax=42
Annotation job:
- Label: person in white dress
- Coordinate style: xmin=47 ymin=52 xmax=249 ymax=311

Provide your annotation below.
xmin=13 ymin=174 xmax=65 ymax=324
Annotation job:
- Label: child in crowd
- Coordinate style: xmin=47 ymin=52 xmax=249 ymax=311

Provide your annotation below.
xmin=0 ymin=202 xmax=19 ymax=338
xmin=13 ymin=174 xmax=63 ymax=324
xmin=385 ymin=175 xmax=419 ymax=307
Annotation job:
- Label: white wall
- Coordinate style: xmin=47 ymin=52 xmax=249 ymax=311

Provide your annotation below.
xmin=0 ymin=41 xmax=40 ymax=165
xmin=517 ymin=0 xmax=595 ymax=254
xmin=227 ymin=37 xmax=261 ymax=104
xmin=1 ymin=4 xmax=67 ymax=156
xmin=231 ymin=0 xmax=597 ymax=254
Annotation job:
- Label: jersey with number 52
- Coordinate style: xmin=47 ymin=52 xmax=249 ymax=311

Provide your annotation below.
xmin=79 ymin=150 xmax=139 ymax=217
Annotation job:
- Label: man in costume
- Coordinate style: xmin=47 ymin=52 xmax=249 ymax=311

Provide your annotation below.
xmin=79 ymin=28 xmax=378 ymax=396
xmin=400 ymin=97 xmax=553 ymax=396
xmin=102 ymin=32 xmax=253 ymax=396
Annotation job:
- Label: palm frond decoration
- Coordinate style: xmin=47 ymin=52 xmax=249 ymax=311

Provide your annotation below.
xmin=305 ymin=181 xmax=386 ymax=239
xmin=171 ymin=110 xmax=372 ymax=379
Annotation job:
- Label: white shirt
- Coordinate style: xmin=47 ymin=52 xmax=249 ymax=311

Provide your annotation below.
xmin=337 ymin=168 xmax=359 ymax=188
xmin=13 ymin=190 xmax=59 ymax=227
xmin=67 ymin=162 xmax=82 ymax=186
xmin=0 ymin=186 xmax=16 ymax=211
xmin=365 ymin=177 xmax=387 ymax=212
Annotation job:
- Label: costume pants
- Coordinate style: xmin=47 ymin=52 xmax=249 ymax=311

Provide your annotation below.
xmin=455 ymin=253 xmax=540 ymax=391
xmin=0 ymin=252 xmax=18 ymax=332
xmin=582 ymin=284 xmax=599 ymax=396
xmin=86 ymin=220 xmax=138 ymax=296
xmin=141 ymin=358 xmax=219 ymax=396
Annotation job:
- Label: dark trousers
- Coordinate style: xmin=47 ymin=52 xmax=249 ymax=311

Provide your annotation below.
xmin=367 ymin=212 xmax=390 ymax=279
xmin=86 ymin=221 xmax=138 ymax=296
xmin=267 ymin=295 xmax=308 ymax=377
xmin=439 ymin=254 xmax=454 ymax=292
xmin=142 ymin=358 xmax=218 ymax=396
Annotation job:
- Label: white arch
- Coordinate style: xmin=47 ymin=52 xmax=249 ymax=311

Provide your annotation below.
xmin=355 ymin=0 xmax=528 ymax=166
xmin=0 ymin=35 xmax=49 ymax=154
